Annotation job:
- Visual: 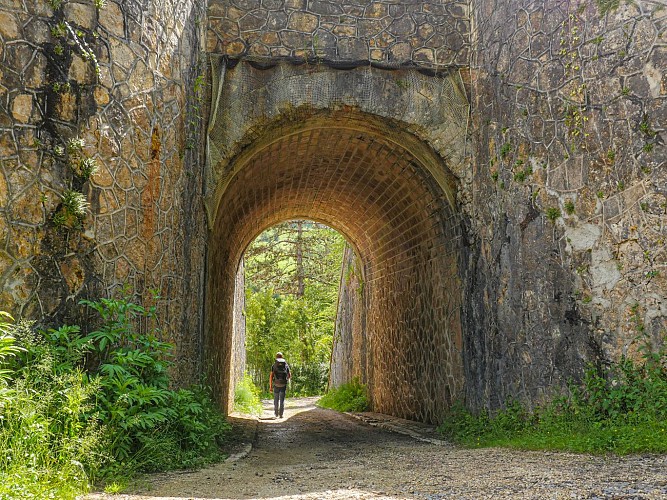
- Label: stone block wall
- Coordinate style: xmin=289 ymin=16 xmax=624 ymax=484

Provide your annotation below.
xmin=0 ymin=0 xmax=208 ymax=386
xmin=208 ymin=0 xmax=470 ymax=68
xmin=330 ymin=244 xmax=366 ymax=387
xmin=2 ymin=0 xmax=665 ymax=421
xmin=463 ymin=0 xmax=666 ymax=410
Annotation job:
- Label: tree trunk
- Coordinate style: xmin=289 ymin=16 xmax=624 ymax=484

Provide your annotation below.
xmin=296 ymin=220 xmax=305 ymax=299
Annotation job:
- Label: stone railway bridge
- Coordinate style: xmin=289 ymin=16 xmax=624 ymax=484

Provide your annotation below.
xmin=0 ymin=0 xmax=665 ymax=424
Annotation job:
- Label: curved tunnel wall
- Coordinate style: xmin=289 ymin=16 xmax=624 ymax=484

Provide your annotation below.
xmin=207 ymin=109 xmax=463 ymax=423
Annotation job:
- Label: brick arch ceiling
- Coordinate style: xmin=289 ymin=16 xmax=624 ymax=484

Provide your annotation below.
xmin=217 ymin=126 xmax=457 ymax=273
xmin=208 ymin=114 xmax=463 ymax=422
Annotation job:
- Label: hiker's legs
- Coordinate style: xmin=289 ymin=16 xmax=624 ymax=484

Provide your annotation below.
xmin=278 ymin=386 xmax=286 ymax=417
xmin=273 ymin=387 xmax=280 ymax=417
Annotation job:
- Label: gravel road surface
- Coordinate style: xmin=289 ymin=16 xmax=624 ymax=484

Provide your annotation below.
xmin=86 ymin=397 xmax=667 ymax=499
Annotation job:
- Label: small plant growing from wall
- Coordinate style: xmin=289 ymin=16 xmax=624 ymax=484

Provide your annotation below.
xmin=47 ymin=0 xmax=105 ymax=78
xmin=596 ymin=0 xmax=620 ymax=15
xmin=513 ymin=160 xmax=533 ymax=183
xmin=66 ymin=137 xmax=98 ymax=179
xmin=546 ymin=207 xmax=561 ymax=223
xmin=76 ymin=157 xmax=99 ymax=179
xmin=639 ymin=116 xmax=657 ymax=138
xmin=606 ymin=149 xmax=616 ymax=163
xmin=42 ymin=0 xmax=109 ymax=232
xmin=53 ymin=189 xmax=89 ymax=229
xmin=51 ymin=137 xmax=96 ymax=230
xmin=500 ymin=142 xmax=512 ymax=160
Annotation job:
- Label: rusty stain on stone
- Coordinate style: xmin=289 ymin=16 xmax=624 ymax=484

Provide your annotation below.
xmin=141 ymin=126 xmax=161 ymax=242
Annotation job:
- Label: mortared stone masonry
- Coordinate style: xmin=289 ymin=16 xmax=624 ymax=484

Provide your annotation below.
xmin=0 ymin=0 xmax=665 ymax=423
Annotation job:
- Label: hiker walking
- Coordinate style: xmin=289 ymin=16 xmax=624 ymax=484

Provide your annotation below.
xmin=269 ymin=352 xmax=291 ymax=418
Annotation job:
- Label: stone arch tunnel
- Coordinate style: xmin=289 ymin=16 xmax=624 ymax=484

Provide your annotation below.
xmin=3 ymin=0 xmax=662 ymax=430
xmin=205 ymin=63 xmax=469 ymax=424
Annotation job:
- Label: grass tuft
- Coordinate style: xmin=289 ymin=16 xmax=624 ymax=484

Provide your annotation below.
xmin=317 ymin=377 xmax=369 ymax=412
xmin=234 ymin=375 xmax=263 ymax=416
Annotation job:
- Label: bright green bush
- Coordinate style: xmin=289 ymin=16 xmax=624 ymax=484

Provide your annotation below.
xmin=0 ymin=296 xmax=231 ymax=498
xmin=233 ymin=375 xmax=263 ymax=416
xmin=438 ymin=340 xmax=667 ymax=455
xmin=317 ymin=377 xmax=369 ymax=412
xmin=289 ymin=363 xmax=329 ymax=396
xmin=0 ymin=320 xmax=105 ymax=500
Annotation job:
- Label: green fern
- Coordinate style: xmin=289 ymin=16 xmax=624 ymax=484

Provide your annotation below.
xmin=77 ymin=157 xmax=99 ymax=179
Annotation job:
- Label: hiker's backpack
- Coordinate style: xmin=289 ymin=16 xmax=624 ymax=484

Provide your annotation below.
xmin=274 ymin=361 xmax=288 ymax=385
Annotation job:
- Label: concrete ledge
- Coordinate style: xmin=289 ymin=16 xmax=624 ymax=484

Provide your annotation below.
xmin=346 ymin=411 xmax=451 ymax=446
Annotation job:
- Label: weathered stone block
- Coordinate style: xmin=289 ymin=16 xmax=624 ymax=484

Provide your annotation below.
xmin=99 ymin=1 xmax=125 ymax=37
xmin=0 ymin=11 xmax=19 ymax=39
xmin=387 ymin=16 xmax=416 ymax=37
xmin=64 ymin=2 xmax=97 ymax=30
xmin=337 ymin=37 xmax=367 ymax=60
xmin=389 ymin=41 xmax=411 ymax=62
xmin=56 ymin=92 xmax=77 ymax=122
xmin=240 ymin=11 xmax=266 ymax=32
xmin=287 ymin=12 xmax=319 ymax=33
xmin=226 ymin=40 xmax=247 ymax=56
xmin=11 ymin=94 xmax=33 ymax=123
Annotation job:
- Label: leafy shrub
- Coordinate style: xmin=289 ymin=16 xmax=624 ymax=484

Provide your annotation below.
xmin=78 ymin=296 xmax=230 ymax=473
xmin=0 ymin=296 xmax=231 ymax=498
xmin=234 ymin=375 xmax=263 ymax=416
xmin=317 ymin=378 xmax=369 ymax=412
xmin=289 ymin=363 xmax=329 ymax=396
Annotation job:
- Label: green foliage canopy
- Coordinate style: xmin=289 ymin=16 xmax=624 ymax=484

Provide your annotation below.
xmin=244 ymin=221 xmax=345 ymax=395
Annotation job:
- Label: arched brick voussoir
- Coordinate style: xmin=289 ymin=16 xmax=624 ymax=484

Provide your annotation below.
xmin=207 ymin=112 xmax=464 ymax=423
xmin=214 ymin=120 xmax=458 ymax=270
xmin=205 ymin=62 xmax=470 ymax=228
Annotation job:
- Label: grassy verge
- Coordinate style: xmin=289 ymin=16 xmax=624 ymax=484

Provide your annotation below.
xmin=439 ymin=343 xmax=667 ymax=455
xmin=317 ymin=377 xmax=369 ymax=412
xmin=233 ymin=375 xmax=263 ymax=416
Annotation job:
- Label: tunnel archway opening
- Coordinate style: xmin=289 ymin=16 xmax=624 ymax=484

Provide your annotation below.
xmin=207 ymin=109 xmax=464 ymax=424
xmin=239 ymin=219 xmax=348 ymax=399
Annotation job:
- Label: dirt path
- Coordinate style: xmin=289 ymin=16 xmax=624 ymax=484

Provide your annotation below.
xmin=88 ymin=397 xmax=667 ymax=499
